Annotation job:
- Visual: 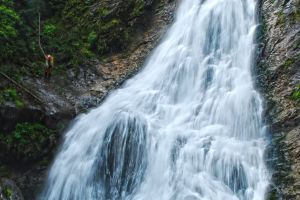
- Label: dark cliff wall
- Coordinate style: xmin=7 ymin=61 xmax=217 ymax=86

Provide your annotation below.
xmin=258 ymin=0 xmax=300 ymax=199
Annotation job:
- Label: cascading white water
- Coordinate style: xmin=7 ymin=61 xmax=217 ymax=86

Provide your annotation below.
xmin=40 ymin=0 xmax=270 ymax=199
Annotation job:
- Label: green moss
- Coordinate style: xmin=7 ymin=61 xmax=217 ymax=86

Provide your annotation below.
xmin=0 ymin=88 xmax=24 ymax=108
xmin=0 ymin=122 xmax=56 ymax=162
xmin=276 ymin=4 xmax=300 ymax=26
xmin=3 ymin=187 xmax=13 ymax=198
xmin=14 ymin=99 xmax=24 ymax=108
xmin=0 ymin=1 xmax=22 ymax=62
xmin=131 ymin=0 xmax=146 ymax=18
xmin=101 ymin=19 xmax=121 ymax=31
xmin=87 ymin=31 xmax=97 ymax=48
xmin=282 ymin=58 xmax=295 ymax=69
xmin=282 ymin=52 xmax=300 ymax=70
xmin=0 ymin=3 xmax=20 ymax=38
xmin=43 ymin=23 xmax=57 ymax=37
xmin=277 ymin=10 xmax=285 ymax=26
xmin=80 ymin=46 xmax=94 ymax=58
xmin=98 ymin=8 xmax=110 ymax=17
xmin=0 ymin=88 xmax=17 ymax=101
xmin=291 ymin=85 xmax=300 ymax=103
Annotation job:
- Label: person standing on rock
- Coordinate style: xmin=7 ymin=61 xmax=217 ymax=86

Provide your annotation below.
xmin=45 ymin=54 xmax=54 ymax=79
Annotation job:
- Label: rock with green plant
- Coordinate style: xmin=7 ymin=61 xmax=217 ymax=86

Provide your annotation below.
xmin=258 ymin=0 xmax=300 ymax=198
xmin=0 ymin=122 xmax=56 ymax=165
xmin=0 ymin=88 xmax=24 ymax=108
xmin=0 ymin=178 xmax=24 ymax=200
xmin=291 ymin=84 xmax=300 ymax=103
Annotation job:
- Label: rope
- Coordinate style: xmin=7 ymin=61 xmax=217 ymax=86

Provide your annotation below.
xmin=0 ymin=72 xmax=44 ymax=104
xmin=38 ymin=12 xmax=46 ymax=57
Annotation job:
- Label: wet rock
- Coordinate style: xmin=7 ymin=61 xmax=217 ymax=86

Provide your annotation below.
xmin=0 ymin=105 xmax=43 ymax=133
xmin=0 ymin=104 xmax=74 ymax=133
xmin=257 ymin=0 xmax=300 ymax=198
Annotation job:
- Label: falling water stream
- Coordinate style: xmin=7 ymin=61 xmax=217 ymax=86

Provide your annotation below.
xmin=40 ymin=0 xmax=270 ymax=199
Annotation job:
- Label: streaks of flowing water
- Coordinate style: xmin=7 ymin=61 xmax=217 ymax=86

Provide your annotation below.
xmin=40 ymin=0 xmax=270 ymax=199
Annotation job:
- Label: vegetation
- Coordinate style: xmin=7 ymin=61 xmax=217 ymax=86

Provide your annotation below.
xmin=282 ymin=58 xmax=295 ymax=69
xmin=276 ymin=4 xmax=300 ymax=27
xmin=0 ymin=122 xmax=55 ymax=163
xmin=291 ymin=85 xmax=300 ymax=103
xmin=277 ymin=10 xmax=285 ymax=26
xmin=0 ymin=0 xmax=155 ymax=108
xmin=131 ymin=0 xmax=146 ymax=17
xmin=0 ymin=0 xmax=21 ymax=61
xmin=0 ymin=0 xmax=152 ymax=80
xmin=3 ymin=187 xmax=13 ymax=199
xmin=0 ymin=88 xmax=24 ymax=108
xmin=282 ymin=52 xmax=300 ymax=70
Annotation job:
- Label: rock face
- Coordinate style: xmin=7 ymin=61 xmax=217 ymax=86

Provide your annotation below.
xmin=258 ymin=0 xmax=300 ymax=199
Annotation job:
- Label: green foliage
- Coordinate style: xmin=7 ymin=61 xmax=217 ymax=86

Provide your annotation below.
xmin=0 ymin=122 xmax=55 ymax=162
xmin=60 ymin=0 xmax=149 ymax=56
xmin=131 ymin=0 xmax=146 ymax=18
xmin=0 ymin=1 xmax=22 ymax=61
xmin=87 ymin=31 xmax=97 ymax=49
xmin=1 ymin=0 xmax=13 ymax=6
xmin=98 ymin=7 xmax=110 ymax=17
xmin=291 ymin=85 xmax=300 ymax=103
xmin=277 ymin=5 xmax=300 ymax=26
xmin=3 ymin=187 xmax=13 ymax=198
xmin=0 ymin=88 xmax=24 ymax=108
xmin=0 ymin=88 xmax=17 ymax=101
xmin=62 ymin=0 xmax=93 ymax=25
xmin=43 ymin=23 xmax=57 ymax=37
xmin=277 ymin=10 xmax=285 ymax=26
xmin=0 ymin=0 xmax=152 ymax=76
xmin=80 ymin=46 xmax=94 ymax=58
xmin=282 ymin=58 xmax=295 ymax=69
xmin=0 ymin=4 xmax=20 ymax=38
xmin=101 ymin=19 xmax=120 ymax=31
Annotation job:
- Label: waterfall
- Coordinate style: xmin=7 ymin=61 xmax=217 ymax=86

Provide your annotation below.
xmin=40 ymin=0 xmax=270 ymax=199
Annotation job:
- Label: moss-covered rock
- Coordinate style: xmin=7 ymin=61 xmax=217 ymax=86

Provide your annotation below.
xmin=60 ymin=0 xmax=155 ymax=57
xmin=0 ymin=122 xmax=56 ymax=165
xmin=258 ymin=0 xmax=300 ymax=198
xmin=0 ymin=88 xmax=24 ymax=108
xmin=291 ymin=85 xmax=300 ymax=103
